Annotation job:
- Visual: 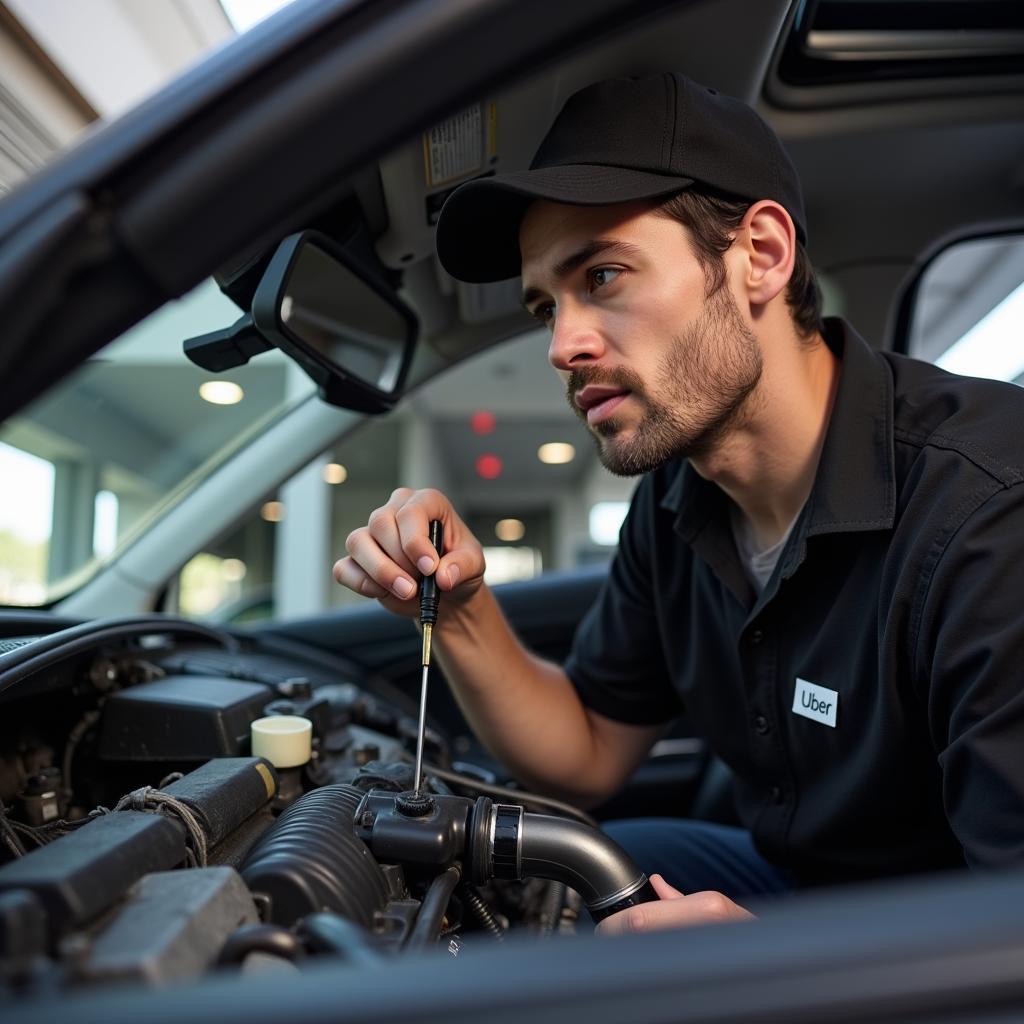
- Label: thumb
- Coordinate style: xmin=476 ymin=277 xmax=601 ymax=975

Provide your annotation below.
xmin=650 ymin=873 xmax=685 ymax=900
xmin=435 ymin=551 xmax=481 ymax=592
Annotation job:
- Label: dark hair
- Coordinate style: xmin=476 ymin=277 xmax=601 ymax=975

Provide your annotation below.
xmin=657 ymin=190 xmax=823 ymax=339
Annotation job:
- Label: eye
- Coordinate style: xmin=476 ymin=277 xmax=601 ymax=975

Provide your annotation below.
xmin=531 ymin=301 xmax=556 ymax=327
xmin=588 ymin=266 xmax=622 ymax=291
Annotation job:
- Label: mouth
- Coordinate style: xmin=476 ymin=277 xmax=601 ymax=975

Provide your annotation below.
xmin=575 ymin=385 xmax=632 ymax=426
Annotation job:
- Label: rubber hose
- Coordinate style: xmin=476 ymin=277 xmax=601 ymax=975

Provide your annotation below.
xmin=406 ymin=865 xmax=460 ymax=951
xmin=296 ymin=912 xmax=383 ymax=966
xmin=217 ymin=923 xmax=302 ymax=965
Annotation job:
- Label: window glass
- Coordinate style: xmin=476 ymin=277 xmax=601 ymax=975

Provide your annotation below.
xmin=0 ymin=279 xmax=316 ymax=607
xmin=0 ymin=443 xmax=53 ymax=604
xmin=778 ymin=0 xmax=1024 ymax=86
xmin=907 ymin=234 xmax=1024 ymax=380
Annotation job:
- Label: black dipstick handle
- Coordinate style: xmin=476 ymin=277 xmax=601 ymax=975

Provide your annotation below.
xmin=419 ymin=520 xmax=444 ymax=625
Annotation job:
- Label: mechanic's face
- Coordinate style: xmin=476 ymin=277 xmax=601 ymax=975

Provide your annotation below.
xmin=520 ymin=199 xmax=762 ymax=475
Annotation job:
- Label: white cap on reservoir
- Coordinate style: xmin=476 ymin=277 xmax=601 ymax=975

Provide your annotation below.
xmin=251 ymin=715 xmax=312 ymax=768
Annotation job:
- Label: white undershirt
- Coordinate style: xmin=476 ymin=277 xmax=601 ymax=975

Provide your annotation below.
xmin=729 ymin=503 xmax=802 ymax=593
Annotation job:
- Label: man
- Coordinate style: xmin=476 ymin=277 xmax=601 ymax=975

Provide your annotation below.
xmin=334 ymin=73 xmax=1024 ymax=934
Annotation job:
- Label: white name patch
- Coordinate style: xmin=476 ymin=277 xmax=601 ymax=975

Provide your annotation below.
xmin=792 ymin=678 xmax=838 ymax=728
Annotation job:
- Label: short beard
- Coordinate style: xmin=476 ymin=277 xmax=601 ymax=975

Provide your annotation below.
xmin=566 ymin=287 xmax=763 ymax=477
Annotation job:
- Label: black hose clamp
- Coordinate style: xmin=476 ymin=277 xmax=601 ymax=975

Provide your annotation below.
xmin=490 ymin=803 xmax=523 ymax=880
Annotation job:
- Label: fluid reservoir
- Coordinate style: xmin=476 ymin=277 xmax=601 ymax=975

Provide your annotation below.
xmin=250 ymin=716 xmax=312 ymax=768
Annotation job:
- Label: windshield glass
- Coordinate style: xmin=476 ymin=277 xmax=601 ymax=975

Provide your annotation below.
xmin=0 ymin=280 xmax=316 ymax=606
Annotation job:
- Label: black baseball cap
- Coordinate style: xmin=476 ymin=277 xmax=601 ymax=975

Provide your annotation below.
xmin=435 ymin=72 xmax=807 ymax=283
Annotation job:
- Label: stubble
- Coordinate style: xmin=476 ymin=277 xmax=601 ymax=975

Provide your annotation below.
xmin=566 ymin=287 xmax=763 ymax=476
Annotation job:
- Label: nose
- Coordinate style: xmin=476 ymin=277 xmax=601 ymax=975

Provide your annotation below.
xmin=546 ymin=303 xmax=605 ymax=372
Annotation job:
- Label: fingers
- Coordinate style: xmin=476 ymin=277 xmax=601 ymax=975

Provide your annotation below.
xmin=392 ymin=489 xmax=457 ymax=574
xmin=435 ymin=555 xmax=462 ymax=591
xmin=332 ymin=555 xmax=390 ymax=600
xmin=650 ymin=873 xmax=684 ymax=899
xmin=344 ymin=518 xmax=419 ymax=602
xmin=596 ymin=900 xmax=661 ymax=937
xmin=335 ymin=488 xmax=484 ymax=607
xmin=596 ymin=888 xmax=755 ymax=937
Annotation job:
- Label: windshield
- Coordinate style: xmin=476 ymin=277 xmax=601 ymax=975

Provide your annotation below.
xmin=0 ymin=280 xmax=316 ymax=605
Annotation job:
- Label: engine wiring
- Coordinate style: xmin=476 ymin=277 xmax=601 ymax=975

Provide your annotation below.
xmin=0 ymin=785 xmax=208 ymax=866
xmin=0 ymin=798 xmax=26 ymax=858
xmin=60 ymin=709 xmax=101 ymax=809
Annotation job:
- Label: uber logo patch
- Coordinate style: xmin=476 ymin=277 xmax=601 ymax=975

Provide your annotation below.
xmin=792 ymin=678 xmax=838 ymax=728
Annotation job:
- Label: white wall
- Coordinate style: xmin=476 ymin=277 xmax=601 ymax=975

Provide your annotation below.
xmin=4 ymin=0 xmax=233 ymax=121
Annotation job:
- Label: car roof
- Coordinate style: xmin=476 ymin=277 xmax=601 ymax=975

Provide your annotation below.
xmin=0 ymin=0 xmax=1021 ymax=423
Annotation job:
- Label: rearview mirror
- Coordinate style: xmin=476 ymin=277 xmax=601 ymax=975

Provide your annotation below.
xmin=253 ymin=231 xmax=417 ymax=413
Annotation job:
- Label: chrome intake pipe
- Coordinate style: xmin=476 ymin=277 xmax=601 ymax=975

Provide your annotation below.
xmin=468 ymin=798 xmax=656 ymax=922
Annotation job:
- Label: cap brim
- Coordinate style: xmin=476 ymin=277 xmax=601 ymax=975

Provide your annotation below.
xmin=435 ymin=164 xmax=694 ymax=283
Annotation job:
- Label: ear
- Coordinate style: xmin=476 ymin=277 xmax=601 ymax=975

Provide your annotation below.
xmin=736 ymin=200 xmax=796 ymax=308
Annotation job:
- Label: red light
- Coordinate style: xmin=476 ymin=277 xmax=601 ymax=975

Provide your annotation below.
xmin=470 ymin=410 xmax=496 ymax=435
xmin=476 ymin=454 xmax=503 ymax=480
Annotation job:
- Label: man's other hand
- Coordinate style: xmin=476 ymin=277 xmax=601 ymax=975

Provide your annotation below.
xmin=596 ymin=874 xmax=755 ymax=936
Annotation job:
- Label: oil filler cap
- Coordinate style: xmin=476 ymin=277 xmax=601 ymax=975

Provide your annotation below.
xmin=395 ymin=791 xmax=434 ymax=817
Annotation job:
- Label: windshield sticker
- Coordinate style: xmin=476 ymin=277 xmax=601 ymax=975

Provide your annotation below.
xmin=424 ymin=104 xmax=492 ymax=187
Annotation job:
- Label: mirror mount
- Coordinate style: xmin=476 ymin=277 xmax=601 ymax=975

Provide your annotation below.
xmin=183 ymin=315 xmax=273 ymax=372
xmin=184 ymin=229 xmax=418 ymax=414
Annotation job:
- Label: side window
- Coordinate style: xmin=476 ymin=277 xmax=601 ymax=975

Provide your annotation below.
xmin=906 ymin=234 xmax=1024 ymax=378
xmin=177 ymin=330 xmax=635 ymax=622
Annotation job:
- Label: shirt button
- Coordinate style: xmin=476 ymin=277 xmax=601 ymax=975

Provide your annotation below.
xmin=750 ymin=628 xmax=764 ymax=645
xmin=754 ymin=714 xmax=770 ymax=735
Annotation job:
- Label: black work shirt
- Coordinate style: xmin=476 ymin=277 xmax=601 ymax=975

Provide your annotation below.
xmin=565 ymin=318 xmax=1024 ymax=886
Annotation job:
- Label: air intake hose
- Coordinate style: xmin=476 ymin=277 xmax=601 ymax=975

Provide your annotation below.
xmin=241 ymin=784 xmax=388 ymax=928
xmin=468 ymin=797 xmax=655 ymax=922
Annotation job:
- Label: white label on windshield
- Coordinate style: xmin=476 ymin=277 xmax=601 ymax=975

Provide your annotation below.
xmin=424 ymin=105 xmax=483 ymax=186
xmin=792 ymin=678 xmax=838 ymax=728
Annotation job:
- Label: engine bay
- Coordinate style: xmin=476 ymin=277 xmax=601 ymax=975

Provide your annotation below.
xmin=0 ymin=614 xmax=650 ymax=997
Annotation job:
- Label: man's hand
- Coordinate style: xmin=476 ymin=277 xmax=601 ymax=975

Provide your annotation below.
xmin=596 ymin=874 xmax=755 ymax=936
xmin=333 ymin=487 xmax=485 ymax=618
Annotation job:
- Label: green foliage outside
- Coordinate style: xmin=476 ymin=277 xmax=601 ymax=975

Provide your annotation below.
xmin=0 ymin=529 xmax=48 ymax=605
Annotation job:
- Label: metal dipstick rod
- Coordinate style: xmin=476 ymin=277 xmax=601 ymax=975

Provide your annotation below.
xmin=414 ymin=520 xmax=444 ymax=795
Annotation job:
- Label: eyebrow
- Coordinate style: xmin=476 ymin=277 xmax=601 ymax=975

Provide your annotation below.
xmin=521 ymin=239 xmax=643 ymax=310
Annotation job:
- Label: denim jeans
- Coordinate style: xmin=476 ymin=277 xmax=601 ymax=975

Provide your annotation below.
xmin=602 ymin=817 xmax=795 ymax=900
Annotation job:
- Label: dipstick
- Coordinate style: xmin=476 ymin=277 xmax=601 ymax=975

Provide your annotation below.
xmin=413 ymin=520 xmax=443 ymax=794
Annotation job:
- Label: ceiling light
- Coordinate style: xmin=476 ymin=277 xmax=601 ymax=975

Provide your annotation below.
xmin=222 ymin=558 xmax=247 ymax=582
xmin=538 ymin=442 xmax=575 ymax=465
xmin=324 ymin=463 xmax=348 ymax=484
xmin=495 ymin=518 xmax=525 ymax=542
xmin=260 ymin=501 xmax=285 ymax=522
xmin=199 ymin=380 xmax=244 ymax=405
xmin=476 ymin=454 xmax=503 ymax=480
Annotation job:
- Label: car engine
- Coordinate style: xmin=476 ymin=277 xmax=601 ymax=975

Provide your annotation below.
xmin=0 ymin=615 xmax=653 ymax=997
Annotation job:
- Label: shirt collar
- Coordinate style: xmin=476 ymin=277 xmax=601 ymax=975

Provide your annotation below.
xmin=802 ymin=318 xmax=896 ymax=538
xmin=660 ymin=318 xmax=896 ymax=541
